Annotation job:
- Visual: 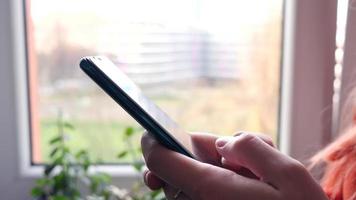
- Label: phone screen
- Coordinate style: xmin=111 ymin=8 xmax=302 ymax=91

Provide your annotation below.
xmin=80 ymin=56 xmax=194 ymax=157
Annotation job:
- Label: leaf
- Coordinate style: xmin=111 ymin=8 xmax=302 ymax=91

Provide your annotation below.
xmin=35 ymin=178 xmax=51 ymax=187
xmin=62 ymin=146 xmax=70 ymax=154
xmin=44 ymin=164 xmax=56 ymax=176
xmin=117 ymin=151 xmax=127 ymax=159
xmin=124 ymin=127 xmax=134 ymax=138
xmin=98 ymin=173 xmax=111 ymax=183
xmin=31 ymin=187 xmax=44 ymax=197
xmin=70 ymin=188 xmax=81 ymax=198
xmin=63 ymin=122 xmax=75 ymax=130
xmin=102 ymin=190 xmax=111 ymax=200
xmin=75 ymin=150 xmax=87 ymax=158
xmin=83 ymin=158 xmax=91 ymax=171
xmin=89 ymin=176 xmax=99 ymax=193
xmin=132 ymin=162 xmax=144 ymax=172
xmin=150 ymin=189 xmax=165 ymax=199
xmin=53 ymin=172 xmax=66 ymax=191
xmin=49 ymin=136 xmax=62 ymax=144
xmin=52 ymin=195 xmax=70 ymax=200
xmin=50 ymin=147 xmax=59 ymax=158
xmin=52 ymin=155 xmax=64 ymax=167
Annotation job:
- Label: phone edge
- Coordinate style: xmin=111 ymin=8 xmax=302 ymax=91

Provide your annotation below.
xmin=79 ymin=57 xmax=195 ymax=159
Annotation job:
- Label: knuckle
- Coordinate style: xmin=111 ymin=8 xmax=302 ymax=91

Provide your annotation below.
xmin=234 ymin=131 xmax=275 ymax=147
xmin=233 ymin=131 xmax=244 ymax=137
xmin=231 ymin=133 xmax=259 ymax=150
xmin=262 ymin=135 xmax=274 ymax=147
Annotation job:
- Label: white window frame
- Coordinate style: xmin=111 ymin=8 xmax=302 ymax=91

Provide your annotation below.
xmin=337 ymin=1 xmax=356 ymax=134
xmin=279 ymin=0 xmax=337 ymax=161
xmin=0 ymin=0 xmax=338 ymax=198
xmin=17 ymin=0 xmax=140 ymax=177
xmin=0 ymin=0 xmax=139 ymax=197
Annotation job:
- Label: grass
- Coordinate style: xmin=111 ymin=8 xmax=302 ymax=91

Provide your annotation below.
xmin=37 ymin=79 xmax=279 ymax=164
xmin=40 ymin=118 xmax=142 ymax=163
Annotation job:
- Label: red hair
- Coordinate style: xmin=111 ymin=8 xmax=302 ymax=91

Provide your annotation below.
xmin=311 ymin=87 xmax=356 ymax=200
xmin=311 ymin=128 xmax=356 ymax=200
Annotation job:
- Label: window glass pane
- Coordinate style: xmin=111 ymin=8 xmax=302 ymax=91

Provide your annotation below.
xmin=27 ymin=0 xmax=283 ymax=163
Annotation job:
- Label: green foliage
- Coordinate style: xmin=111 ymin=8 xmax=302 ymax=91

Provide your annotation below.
xmin=31 ymin=112 xmax=117 ymax=200
xmin=32 ymin=111 xmax=164 ymax=200
xmin=117 ymin=127 xmax=164 ymax=200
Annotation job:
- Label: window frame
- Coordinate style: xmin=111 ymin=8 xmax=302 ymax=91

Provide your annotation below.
xmin=21 ymin=0 xmax=140 ymax=177
xmin=0 ymin=0 xmax=141 ymax=195
xmin=0 ymin=0 xmax=338 ymax=198
xmin=337 ymin=0 xmax=356 ymax=135
xmin=281 ymin=0 xmax=337 ymax=163
xmin=24 ymin=0 xmax=286 ymax=166
xmin=279 ymin=0 xmax=337 ymax=161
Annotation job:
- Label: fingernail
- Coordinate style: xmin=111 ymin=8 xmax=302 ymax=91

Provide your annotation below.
xmin=216 ymin=137 xmax=231 ymax=148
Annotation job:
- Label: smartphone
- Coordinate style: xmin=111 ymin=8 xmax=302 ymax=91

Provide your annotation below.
xmin=79 ymin=56 xmax=195 ymax=159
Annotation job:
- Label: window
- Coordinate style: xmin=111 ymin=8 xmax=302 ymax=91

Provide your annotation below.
xmin=26 ymin=0 xmax=284 ymax=163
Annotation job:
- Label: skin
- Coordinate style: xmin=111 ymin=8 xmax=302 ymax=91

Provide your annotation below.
xmin=141 ymin=132 xmax=328 ymax=200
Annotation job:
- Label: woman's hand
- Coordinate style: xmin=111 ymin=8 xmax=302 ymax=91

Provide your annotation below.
xmin=141 ymin=132 xmax=328 ymax=200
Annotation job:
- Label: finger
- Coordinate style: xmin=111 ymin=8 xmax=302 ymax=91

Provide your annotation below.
xmin=216 ymin=132 xmax=305 ymax=188
xmin=143 ymin=170 xmax=165 ymax=190
xmin=142 ymin=133 xmax=278 ymax=199
xmin=141 ymin=132 xmax=218 ymax=196
xmin=190 ymin=132 xmax=222 ymax=166
xmin=191 ymin=132 xmax=273 ymax=166
xmin=220 ymin=132 xmax=275 ymax=172
xmin=234 ymin=131 xmax=275 ymax=147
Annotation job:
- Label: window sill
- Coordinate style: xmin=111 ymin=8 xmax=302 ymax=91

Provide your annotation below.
xmin=20 ymin=164 xmax=141 ymax=178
